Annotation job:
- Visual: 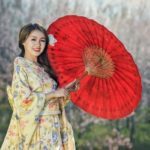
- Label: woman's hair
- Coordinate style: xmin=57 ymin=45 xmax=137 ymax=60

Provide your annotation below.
xmin=18 ymin=23 xmax=59 ymax=86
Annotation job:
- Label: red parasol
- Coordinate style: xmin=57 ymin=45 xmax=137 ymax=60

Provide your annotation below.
xmin=47 ymin=15 xmax=142 ymax=120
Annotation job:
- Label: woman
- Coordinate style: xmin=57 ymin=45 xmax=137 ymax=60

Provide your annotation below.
xmin=1 ymin=23 xmax=76 ymax=150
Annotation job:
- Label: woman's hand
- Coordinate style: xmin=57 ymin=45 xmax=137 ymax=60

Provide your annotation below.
xmin=46 ymin=79 xmax=80 ymax=101
xmin=55 ymin=88 xmax=69 ymax=97
xmin=65 ymin=79 xmax=77 ymax=89
xmin=65 ymin=79 xmax=80 ymax=92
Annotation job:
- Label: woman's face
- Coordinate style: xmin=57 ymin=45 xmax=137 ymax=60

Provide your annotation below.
xmin=23 ymin=30 xmax=46 ymax=59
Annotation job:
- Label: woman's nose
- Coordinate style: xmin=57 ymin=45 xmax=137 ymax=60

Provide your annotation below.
xmin=35 ymin=40 xmax=41 ymax=46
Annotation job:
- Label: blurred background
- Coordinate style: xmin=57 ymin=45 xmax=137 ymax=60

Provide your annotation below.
xmin=0 ymin=0 xmax=150 ymax=149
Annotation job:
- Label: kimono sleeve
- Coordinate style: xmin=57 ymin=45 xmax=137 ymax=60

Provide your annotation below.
xmin=6 ymin=85 xmax=14 ymax=110
xmin=11 ymin=63 xmax=46 ymax=148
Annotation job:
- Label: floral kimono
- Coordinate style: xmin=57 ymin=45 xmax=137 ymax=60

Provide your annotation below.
xmin=1 ymin=57 xmax=75 ymax=150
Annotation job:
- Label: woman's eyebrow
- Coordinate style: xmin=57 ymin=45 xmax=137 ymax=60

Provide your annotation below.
xmin=30 ymin=36 xmax=46 ymax=39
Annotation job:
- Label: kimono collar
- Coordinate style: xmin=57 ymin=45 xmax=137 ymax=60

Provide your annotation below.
xmin=16 ymin=56 xmax=43 ymax=70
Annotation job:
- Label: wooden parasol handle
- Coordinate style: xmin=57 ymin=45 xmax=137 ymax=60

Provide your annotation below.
xmin=65 ymin=71 xmax=88 ymax=92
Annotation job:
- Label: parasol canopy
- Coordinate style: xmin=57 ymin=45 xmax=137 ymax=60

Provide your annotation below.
xmin=47 ymin=15 xmax=142 ymax=120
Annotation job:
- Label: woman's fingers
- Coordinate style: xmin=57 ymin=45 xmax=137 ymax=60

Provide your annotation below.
xmin=67 ymin=82 xmax=80 ymax=92
xmin=75 ymin=82 xmax=80 ymax=90
xmin=64 ymin=88 xmax=69 ymax=96
xmin=65 ymin=79 xmax=77 ymax=89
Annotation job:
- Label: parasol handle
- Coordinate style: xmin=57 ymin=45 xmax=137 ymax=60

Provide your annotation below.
xmin=65 ymin=71 xmax=88 ymax=92
xmin=76 ymin=71 xmax=88 ymax=83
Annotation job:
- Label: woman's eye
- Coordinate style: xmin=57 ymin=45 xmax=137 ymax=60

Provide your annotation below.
xmin=41 ymin=40 xmax=46 ymax=42
xmin=31 ymin=39 xmax=36 ymax=41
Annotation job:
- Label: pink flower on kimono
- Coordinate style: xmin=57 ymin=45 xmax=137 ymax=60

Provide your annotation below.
xmin=8 ymin=129 xmax=16 ymax=136
xmin=20 ymin=120 xmax=28 ymax=128
xmin=21 ymin=98 xmax=32 ymax=108
xmin=48 ymin=103 xmax=56 ymax=109
xmin=36 ymin=67 xmax=43 ymax=74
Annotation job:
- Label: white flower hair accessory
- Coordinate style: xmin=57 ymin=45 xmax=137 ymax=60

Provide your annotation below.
xmin=48 ymin=34 xmax=57 ymax=46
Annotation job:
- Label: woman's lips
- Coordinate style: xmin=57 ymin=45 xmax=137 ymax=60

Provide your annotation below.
xmin=33 ymin=48 xmax=40 ymax=52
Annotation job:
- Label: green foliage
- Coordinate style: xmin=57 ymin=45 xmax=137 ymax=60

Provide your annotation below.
xmin=0 ymin=99 xmax=12 ymax=147
xmin=134 ymin=123 xmax=150 ymax=150
xmin=75 ymin=123 xmax=110 ymax=150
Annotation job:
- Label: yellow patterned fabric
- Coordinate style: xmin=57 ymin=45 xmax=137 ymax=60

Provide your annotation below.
xmin=1 ymin=57 xmax=75 ymax=150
